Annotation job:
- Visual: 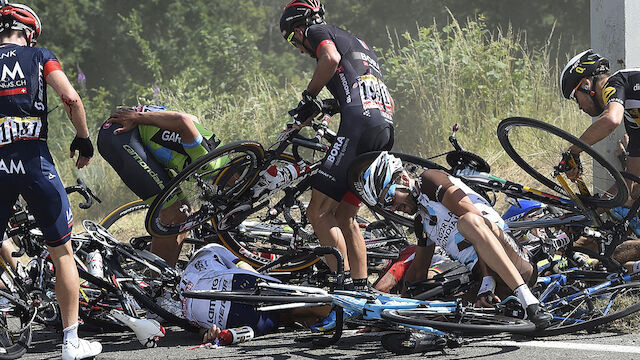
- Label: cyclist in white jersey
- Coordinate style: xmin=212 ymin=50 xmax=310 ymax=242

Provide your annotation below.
xmin=180 ymin=244 xmax=330 ymax=342
xmin=360 ymin=152 xmax=552 ymax=328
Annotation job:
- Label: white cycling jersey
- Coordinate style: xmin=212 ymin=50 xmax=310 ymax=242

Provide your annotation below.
xmin=179 ymin=244 xmax=275 ymax=329
xmin=417 ymin=175 xmax=513 ymax=271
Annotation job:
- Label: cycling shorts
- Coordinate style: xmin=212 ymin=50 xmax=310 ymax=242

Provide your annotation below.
xmin=0 ymin=141 xmax=73 ymax=247
xmin=624 ymin=120 xmax=640 ymax=157
xmin=97 ymin=123 xmax=171 ymax=204
xmin=313 ymin=105 xmax=394 ymax=202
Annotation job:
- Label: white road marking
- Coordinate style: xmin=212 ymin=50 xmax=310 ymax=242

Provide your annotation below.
xmin=481 ymin=340 xmax=640 ymax=354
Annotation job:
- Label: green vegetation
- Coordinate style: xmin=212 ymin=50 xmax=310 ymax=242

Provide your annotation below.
xmin=24 ymin=1 xmax=590 ymax=220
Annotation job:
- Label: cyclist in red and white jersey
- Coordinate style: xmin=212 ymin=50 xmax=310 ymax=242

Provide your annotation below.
xmin=278 ymin=0 xmax=394 ymax=291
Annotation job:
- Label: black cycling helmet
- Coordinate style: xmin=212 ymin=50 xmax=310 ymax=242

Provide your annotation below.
xmin=280 ymin=0 xmax=325 ymax=43
xmin=560 ymin=49 xmax=610 ymax=99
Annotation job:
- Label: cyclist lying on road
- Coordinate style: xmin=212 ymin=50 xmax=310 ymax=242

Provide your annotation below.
xmin=360 ymin=152 xmax=552 ymax=328
xmin=179 ymin=243 xmax=330 ymax=342
xmin=97 ymin=106 xmax=222 ymax=267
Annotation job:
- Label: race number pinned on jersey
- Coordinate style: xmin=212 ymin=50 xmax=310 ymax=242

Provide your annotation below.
xmin=356 ymin=74 xmax=393 ymax=120
xmin=0 ymin=117 xmax=42 ymax=146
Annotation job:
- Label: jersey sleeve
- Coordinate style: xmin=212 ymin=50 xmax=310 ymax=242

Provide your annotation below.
xmin=305 ymin=25 xmax=335 ymax=58
xmin=39 ymin=48 xmax=62 ymax=80
xmin=603 ymin=75 xmax=625 ymax=107
xmin=420 ymin=170 xmax=455 ymax=202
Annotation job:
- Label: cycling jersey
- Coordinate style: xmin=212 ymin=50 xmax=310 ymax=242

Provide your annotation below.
xmin=180 ymin=244 xmax=279 ymax=335
xmin=0 ymin=43 xmax=72 ymax=247
xmin=602 ymin=70 xmax=640 ymax=156
xmin=97 ymin=107 xmax=221 ymax=204
xmin=415 ymin=170 xmax=526 ymax=272
xmin=304 ymin=25 xmax=394 ymax=202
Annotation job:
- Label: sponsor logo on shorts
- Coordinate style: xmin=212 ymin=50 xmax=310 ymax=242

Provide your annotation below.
xmin=325 ymin=136 xmax=348 ymax=168
xmin=0 ymin=158 xmax=24 ymax=174
xmin=102 ymin=122 xmax=112 ymax=129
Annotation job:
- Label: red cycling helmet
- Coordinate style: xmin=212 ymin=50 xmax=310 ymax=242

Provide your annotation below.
xmin=0 ymin=3 xmax=41 ymax=45
xmin=280 ymin=0 xmax=325 ymax=43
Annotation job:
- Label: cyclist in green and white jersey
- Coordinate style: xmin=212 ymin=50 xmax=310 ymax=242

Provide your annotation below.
xmin=97 ymin=105 xmax=222 ymax=266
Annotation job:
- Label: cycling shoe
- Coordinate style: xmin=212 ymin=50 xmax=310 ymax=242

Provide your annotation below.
xmin=381 ymin=331 xmax=446 ymax=355
xmin=309 ymin=308 xmax=356 ymax=333
xmin=611 ymin=207 xmax=640 ymax=236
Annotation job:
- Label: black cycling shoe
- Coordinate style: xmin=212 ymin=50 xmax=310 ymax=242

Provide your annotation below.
xmin=381 ymin=331 xmax=446 ymax=355
xmin=526 ymin=303 xmax=553 ymax=329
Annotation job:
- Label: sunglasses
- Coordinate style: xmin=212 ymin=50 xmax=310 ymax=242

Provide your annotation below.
xmin=380 ymin=184 xmax=410 ymax=210
xmin=286 ymin=32 xmax=299 ymax=48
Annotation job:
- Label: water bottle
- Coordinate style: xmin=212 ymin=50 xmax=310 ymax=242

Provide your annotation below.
xmin=217 ymin=326 xmax=254 ymax=345
xmin=87 ymin=250 xmax=104 ymax=278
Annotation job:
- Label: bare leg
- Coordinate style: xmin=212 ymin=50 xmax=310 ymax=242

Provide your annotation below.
xmin=48 ymin=242 xmax=79 ymax=328
xmin=306 ymin=189 xmax=350 ymax=273
xmin=151 ymin=201 xmax=187 ymax=266
xmin=623 ymin=156 xmax=640 ymax=207
xmin=335 ymin=201 xmax=367 ymax=279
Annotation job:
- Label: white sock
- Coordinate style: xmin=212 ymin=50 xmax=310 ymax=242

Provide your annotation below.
xmin=514 ymin=284 xmax=538 ymax=307
xmin=633 ymin=260 xmax=640 ymax=274
xmin=63 ymin=322 xmax=79 ymax=346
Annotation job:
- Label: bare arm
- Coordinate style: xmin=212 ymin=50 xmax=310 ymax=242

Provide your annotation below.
xmin=402 ymin=244 xmax=434 ymax=295
xmin=107 ymin=109 xmax=200 ymax=143
xmin=306 ymin=42 xmax=340 ymax=96
xmin=569 ymin=101 xmax=625 ymax=153
xmin=46 ymin=70 xmax=91 ymax=168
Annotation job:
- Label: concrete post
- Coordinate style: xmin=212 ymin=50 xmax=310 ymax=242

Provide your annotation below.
xmin=591 ymin=0 xmax=640 ymax=185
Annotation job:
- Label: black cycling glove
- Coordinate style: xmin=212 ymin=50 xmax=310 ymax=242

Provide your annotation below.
xmin=557 ymin=150 xmax=582 ymax=173
xmin=288 ymin=90 xmax=323 ymax=125
xmin=70 ymin=136 xmax=94 ymax=158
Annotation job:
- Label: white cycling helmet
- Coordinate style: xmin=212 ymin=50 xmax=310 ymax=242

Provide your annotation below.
xmin=361 ymin=151 xmax=404 ymax=207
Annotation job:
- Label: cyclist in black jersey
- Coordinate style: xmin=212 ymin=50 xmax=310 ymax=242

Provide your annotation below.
xmin=559 ymin=49 xmax=640 ymax=206
xmin=0 ymin=4 xmax=100 ymax=359
xmin=279 ymin=0 xmax=394 ymax=290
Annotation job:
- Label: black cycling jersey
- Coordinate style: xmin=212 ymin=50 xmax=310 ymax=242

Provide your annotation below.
xmin=603 ymin=70 xmax=640 ymax=156
xmin=305 ymin=24 xmax=394 ymax=202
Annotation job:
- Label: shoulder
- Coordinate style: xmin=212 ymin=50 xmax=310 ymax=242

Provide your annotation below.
xmin=420 ymin=169 xmax=452 ymax=201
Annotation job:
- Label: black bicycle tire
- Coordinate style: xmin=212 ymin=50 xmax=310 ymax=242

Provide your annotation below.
xmin=348 ymin=151 xmax=447 ymax=229
xmin=497 ymin=117 xmax=628 ymax=209
xmin=182 ymin=290 xmax=333 ymax=304
xmin=145 ymin=141 xmax=265 ymax=237
xmin=0 ymin=325 xmax=31 ymax=360
xmin=381 ymin=307 xmax=535 ymax=335
xmin=532 ymin=282 xmax=640 ymax=336
xmin=99 ymin=200 xmax=149 ymax=229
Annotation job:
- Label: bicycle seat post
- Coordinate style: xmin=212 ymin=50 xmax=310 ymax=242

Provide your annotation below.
xmin=448 ymin=123 xmax=464 ymax=152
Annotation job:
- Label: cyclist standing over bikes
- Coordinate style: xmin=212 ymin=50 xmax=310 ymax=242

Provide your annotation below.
xmin=0 ymin=3 xmax=101 ymax=359
xmin=559 ymin=50 xmax=640 ymax=216
xmin=360 ymin=152 xmax=553 ymax=328
xmin=277 ymin=0 xmax=394 ymax=290
xmin=98 ymin=106 xmax=222 ymax=267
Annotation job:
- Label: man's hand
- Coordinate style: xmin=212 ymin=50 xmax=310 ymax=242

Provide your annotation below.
xmin=107 ymin=108 xmax=139 ymax=135
xmin=203 ymin=324 xmax=221 ymax=343
xmin=557 ymin=150 xmax=582 ymax=181
xmin=69 ymin=136 xmax=93 ymax=169
xmin=475 ymin=292 xmax=501 ymax=308
xmin=288 ymin=90 xmax=322 ymax=126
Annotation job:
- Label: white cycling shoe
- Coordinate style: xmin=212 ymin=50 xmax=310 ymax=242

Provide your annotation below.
xmin=61 ymin=338 xmax=102 ymax=360
xmin=110 ymin=309 xmax=166 ymax=348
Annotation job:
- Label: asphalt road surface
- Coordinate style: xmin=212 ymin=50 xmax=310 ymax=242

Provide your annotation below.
xmin=21 ymin=324 xmax=640 ymax=359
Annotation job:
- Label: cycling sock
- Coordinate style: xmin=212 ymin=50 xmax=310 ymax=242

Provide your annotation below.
xmin=633 ymin=260 xmax=640 ymax=273
xmin=343 ymin=271 xmax=354 ymax=290
xmin=514 ymin=284 xmax=538 ymax=307
xmin=353 ymin=278 xmax=369 ymax=291
xmin=63 ymin=322 xmax=79 ymax=347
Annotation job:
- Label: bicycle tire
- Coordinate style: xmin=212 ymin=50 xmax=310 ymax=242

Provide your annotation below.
xmin=381 ymin=307 xmax=535 ymax=335
xmin=99 ymin=200 xmax=149 ymax=242
xmin=532 ymin=281 xmax=640 ymax=336
xmin=348 ymin=151 xmax=447 ymax=229
xmin=145 ymin=141 xmax=265 ymax=237
xmin=497 ymin=117 xmax=627 ymax=209
xmin=183 ymin=289 xmax=333 ymax=304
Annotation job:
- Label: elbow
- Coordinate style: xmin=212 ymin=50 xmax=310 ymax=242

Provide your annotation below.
xmin=603 ymin=115 xmax=622 ymax=132
xmin=177 ymin=113 xmax=198 ymax=127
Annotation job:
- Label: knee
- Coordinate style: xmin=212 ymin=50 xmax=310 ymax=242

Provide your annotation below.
xmin=457 ymin=213 xmax=485 ymax=240
xmin=306 ymin=200 xmax=333 ymax=224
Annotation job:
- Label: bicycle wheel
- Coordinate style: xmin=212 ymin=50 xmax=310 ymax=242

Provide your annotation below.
xmin=497 ymin=117 xmax=627 ymax=209
xmin=214 ymin=152 xmax=322 ymax=272
xmin=381 ymin=307 xmax=535 ymax=335
xmin=533 ymin=281 xmax=640 ymax=336
xmin=145 ymin=141 xmax=265 ymax=237
xmin=99 ymin=200 xmax=149 ymax=242
xmin=348 ymin=151 xmax=447 ymax=229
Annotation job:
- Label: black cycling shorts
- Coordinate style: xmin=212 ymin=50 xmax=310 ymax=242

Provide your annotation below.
xmin=313 ymin=106 xmax=394 ymax=202
xmin=624 ymin=119 xmax=640 ymax=157
xmin=97 ymin=122 xmax=170 ymax=204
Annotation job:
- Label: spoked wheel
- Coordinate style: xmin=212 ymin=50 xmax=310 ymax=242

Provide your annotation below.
xmin=533 ymin=281 xmax=640 ymax=336
xmin=100 ymin=200 xmax=150 ymax=243
xmin=215 ymin=152 xmax=322 ymax=273
xmin=381 ymin=307 xmax=535 ymax=335
xmin=348 ymin=151 xmax=447 ymax=229
xmin=145 ymin=141 xmax=265 ymax=237
xmin=0 ymin=292 xmax=33 ymax=360
xmin=497 ymin=117 xmax=628 ymax=209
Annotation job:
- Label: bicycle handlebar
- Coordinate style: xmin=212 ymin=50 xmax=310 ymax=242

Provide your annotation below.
xmin=65 ymin=178 xmax=102 ymax=209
